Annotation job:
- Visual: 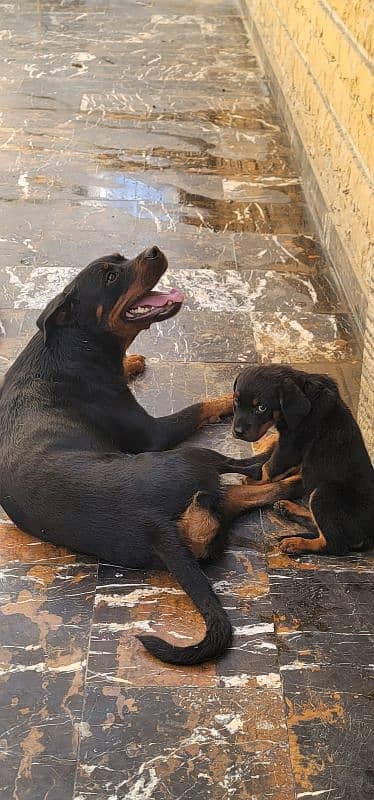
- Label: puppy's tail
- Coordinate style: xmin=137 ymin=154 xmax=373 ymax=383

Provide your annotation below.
xmin=137 ymin=523 xmax=232 ymax=666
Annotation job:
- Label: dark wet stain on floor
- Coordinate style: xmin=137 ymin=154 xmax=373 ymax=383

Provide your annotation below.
xmin=0 ymin=2 xmax=373 ymax=799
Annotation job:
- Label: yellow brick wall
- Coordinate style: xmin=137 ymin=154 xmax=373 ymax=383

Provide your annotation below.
xmin=244 ymin=0 xmax=373 ymax=303
xmin=328 ymin=1 xmax=373 ymax=56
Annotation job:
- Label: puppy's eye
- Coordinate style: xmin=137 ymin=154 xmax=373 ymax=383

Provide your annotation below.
xmin=256 ymin=403 xmax=268 ymax=414
xmin=233 ymin=395 xmax=239 ymax=409
xmin=106 ymin=271 xmax=118 ymax=285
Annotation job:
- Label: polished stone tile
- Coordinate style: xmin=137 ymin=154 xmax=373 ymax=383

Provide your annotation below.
xmin=0 ymin=557 xmax=97 ymax=799
xmin=130 ymin=362 xmax=241 ymax=416
xmin=269 ymin=569 xmax=374 ymax=695
xmin=134 ymin=308 xmax=258 ymax=362
xmin=87 ymin=545 xmax=276 ymax=690
xmin=145 ymin=137 xmax=297 ymax=177
xmin=0 ymin=560 xmax=96 ymax=674
xmin=234 ymin=232 xmax=326 ymax=272
xmin=75 ymin=686 xmax=295 ymax=800
xmin=0 ymin=264 xmax=344 ymax=315
xmin=285 ymin=687 xmax=374 ymax=799
xmin=0 ymin=670 xmax=82 ymax=800
xmin=0 ymin=221 xmax=236 ymax=273
xmin=1 ymin=307 xmax=258 ymax=366
xmin=253 ymin=311 xmax=358 ymax=363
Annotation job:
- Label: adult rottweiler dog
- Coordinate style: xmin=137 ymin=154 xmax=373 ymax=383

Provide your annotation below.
xmin=0 ymin=249 xmax=301 ymax=665
xmin=233 ymin=364 xmax=374 ymax=556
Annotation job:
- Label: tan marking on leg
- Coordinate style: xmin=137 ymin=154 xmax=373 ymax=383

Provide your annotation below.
xmin=123 ymin=353 xmax=146 ymax=379
xmin=198 ymin=393 xmax=233 ymax=426
xmin=279 ymin=491 xmax=327 ymax=553
xmin=279 ymin=530 xmax=327 ymax=554
xmin=261 ymin=462 xmax=271 ymax=482
xmin=178 ymin=495 xmax=219 ymax=559
xmin=224 ymin=474 xmax=302 ymax=517
xmin=96 ymin=304 xmax=104 ymax=322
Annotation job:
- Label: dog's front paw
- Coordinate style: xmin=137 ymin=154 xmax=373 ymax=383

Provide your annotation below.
xmin=214 ymin=393 xmax=234 ymax=420
xmin=124 ymin=353 xmax=146 ymax=379
xmin=201 ymin=393 xmax=233 ymax=425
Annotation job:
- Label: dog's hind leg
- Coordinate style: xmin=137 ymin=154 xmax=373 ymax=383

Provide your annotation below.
xmin=178 ymin=491 xmax=225 ymax=561
xmin=222 ymin=474 xmax=303 ymax=520
xmin=193 ymin=449 xmax=275 ymax=480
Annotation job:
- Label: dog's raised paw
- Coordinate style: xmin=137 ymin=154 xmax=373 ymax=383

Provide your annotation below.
xmin=124 ymin=353 xmax=146 ymax=378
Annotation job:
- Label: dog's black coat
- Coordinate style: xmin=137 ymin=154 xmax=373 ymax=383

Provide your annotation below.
xmin=0 ymin=249 xmax=258 ymax=666
xmin=233 ymin=364 xmax=374 ymax=555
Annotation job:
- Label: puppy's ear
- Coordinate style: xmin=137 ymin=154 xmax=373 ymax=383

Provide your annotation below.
xmin=280 ymin=377 xmax=311 ymax=429
xmin=304 ymin=375 xmax=338 ymax=413
xmin=37 ymin=287 xmax=76 ymax=345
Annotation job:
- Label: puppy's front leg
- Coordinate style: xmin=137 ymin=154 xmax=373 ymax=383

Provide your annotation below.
xmin=261 ymin=438 xmax=301 ymax=483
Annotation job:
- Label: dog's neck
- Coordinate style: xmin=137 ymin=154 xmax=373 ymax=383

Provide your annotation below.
xmin=36 ymin=326 xmax=127 ymax=380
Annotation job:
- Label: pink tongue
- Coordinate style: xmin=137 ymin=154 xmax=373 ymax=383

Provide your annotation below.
xmin=135 ymin=288 xmax=184 ymax=308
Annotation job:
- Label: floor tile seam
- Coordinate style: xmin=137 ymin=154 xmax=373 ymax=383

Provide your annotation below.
xmin=72 ymin=557 xmax=99 ymax=800
xmin=258 ymin=507 xmax=298 ymax=799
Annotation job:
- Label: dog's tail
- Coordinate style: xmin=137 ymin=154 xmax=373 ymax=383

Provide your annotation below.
xmin=137 ymin=523 xmax=232 ymax=666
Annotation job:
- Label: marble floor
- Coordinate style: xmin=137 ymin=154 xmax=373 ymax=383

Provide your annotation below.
xmin=0 ymin=1 xmax=373 ymax=799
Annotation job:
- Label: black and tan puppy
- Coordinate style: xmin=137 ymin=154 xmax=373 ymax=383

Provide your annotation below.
xmin=233 ymin=364 xmax=374 ymax=556
xmin=0 ymin=250 xmax=300 ymax=666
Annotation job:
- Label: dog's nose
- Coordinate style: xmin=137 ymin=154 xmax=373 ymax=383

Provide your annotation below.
xmin=234 ymin=425 xmax=245 ymax=438
xmin=145 ymin=246 xmax=160 ymax=259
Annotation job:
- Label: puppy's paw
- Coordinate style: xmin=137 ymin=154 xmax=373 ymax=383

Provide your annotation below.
xmin=124 ymin=354 xmax=146 ymax=379
xmin=279 ymin=536 xmax=304 ymax=554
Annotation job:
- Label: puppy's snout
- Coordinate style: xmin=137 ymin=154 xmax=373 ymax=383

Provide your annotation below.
xmin=145 ymin=246 xmax=160 ymax=260
xmin=234 ymin=424 xmax=245 ymax=439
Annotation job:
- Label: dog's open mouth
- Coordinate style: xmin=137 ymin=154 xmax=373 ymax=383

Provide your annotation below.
xmin=124 ymin=288 xmax=184 ymax=322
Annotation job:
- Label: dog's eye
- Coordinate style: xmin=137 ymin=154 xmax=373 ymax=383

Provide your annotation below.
xmin=256 ymin=403 xmax=268 ymax=414
xmin=106 ymin=271 xmax=118 ymax=285
xmin=233 ymin=395 xmax=239 ymax=409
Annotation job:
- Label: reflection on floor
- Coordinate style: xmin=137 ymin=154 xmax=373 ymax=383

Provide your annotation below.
xmin=0 ymin=2 xmax=372 ymax=799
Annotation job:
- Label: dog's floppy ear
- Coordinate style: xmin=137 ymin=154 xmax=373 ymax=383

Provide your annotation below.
xmin=37 ymin=287 xmax=76 ymax=345
xmin=304 ymin=374 xmax=338 ymax=413
xmin=280 ymin=377 xmax=311 ymax=429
